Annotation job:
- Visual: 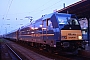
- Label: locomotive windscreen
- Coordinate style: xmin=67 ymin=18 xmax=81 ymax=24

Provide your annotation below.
xmin=56 ymin=14 xmax=81 ymax=30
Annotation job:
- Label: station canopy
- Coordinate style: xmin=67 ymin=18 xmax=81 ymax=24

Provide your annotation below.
xmin=57 ymin=0 xmax=90 ymax=18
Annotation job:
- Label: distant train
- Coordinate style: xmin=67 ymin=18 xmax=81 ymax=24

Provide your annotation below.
xmin=4 ymin=12 xmax=85 ymax=53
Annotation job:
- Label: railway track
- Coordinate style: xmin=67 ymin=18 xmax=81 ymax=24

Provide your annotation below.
xmin=0 ymin=38 xmax=22 ymax=60
xmin=28 ymin=47 xmax=90 ymax=60
xmin=2 ymin=38 xmax=90 ymax=60
xmin=1 ymin=38 xmax=54 ymax=60
xmin=5 ymin=44 xmax=22 ymax=60
xmin=16 ymin=41 xmax=90 ymax=60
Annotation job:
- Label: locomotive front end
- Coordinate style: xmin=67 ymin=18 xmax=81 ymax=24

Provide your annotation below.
xmin=57 ymin=14 xmax=85 ymax=51
xmin=61 ymin=30 xmax=84 ymax=51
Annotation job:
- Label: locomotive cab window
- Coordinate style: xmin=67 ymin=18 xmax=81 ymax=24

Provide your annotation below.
xmin=56 ymin=14 xmax=81 ymax=30
xmin=68 ymin=18 xmax=79 ymax=25
xmin=57 ymin=15 xmax=70 ymax=29
xmin=58 ymin=16 xmax=69 ymax=25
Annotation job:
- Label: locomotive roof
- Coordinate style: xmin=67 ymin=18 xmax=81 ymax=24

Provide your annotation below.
xmin=42 ymin=13 xmax=54 ymax=20
xmin=42 ymin=12 xmax=71 ymax=20
xmin=18 ymin=12 xmax=72 ymax=31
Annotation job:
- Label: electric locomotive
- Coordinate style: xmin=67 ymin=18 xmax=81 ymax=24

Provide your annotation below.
xmin=18 ymin=12 xmax=84 ymax=53
xmin=4 ymin=12 xmax=85 ymax=53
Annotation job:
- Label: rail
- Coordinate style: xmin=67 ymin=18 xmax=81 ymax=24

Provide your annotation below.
xmin=6 ymin=44 xmax=22 ymax=60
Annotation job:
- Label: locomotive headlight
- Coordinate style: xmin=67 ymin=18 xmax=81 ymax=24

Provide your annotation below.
xmin=78 ymin=36 xmax=82 ymax=39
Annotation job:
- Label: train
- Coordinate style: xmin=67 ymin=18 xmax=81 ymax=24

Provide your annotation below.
xmin=4 ymin=12 xmax=86 ymax=53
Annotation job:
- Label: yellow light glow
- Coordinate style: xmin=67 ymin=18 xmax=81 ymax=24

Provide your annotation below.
xmin=78 ymin=36 xmax=82 ymax=40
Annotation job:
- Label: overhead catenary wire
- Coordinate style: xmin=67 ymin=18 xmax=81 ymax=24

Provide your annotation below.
xmin=0 ymin=0 xmax=62 ymax=17
xmin=0 ymin=0 xmax=81 ymax=35
xmin=29 ymin=0 xmax=62 ymax=19
xmin=0 ymin=0 xmax=51 ymax=16
xmin=22 ymin=0 xmax=62 ymax=16
xmin=5 ymin=0 xmax=13 ymax=19
xmin=0 ymin=0 xmax=64 ymax=34
xmin=18 ymin=0 xmax=63 ymax=29
xmin=20 ymin=0 xmax=63 ymax=20
xmin=2 ymin=0 xmax=63 ymax=34
xmin=0 ymin=0 xmax=14 ymax=35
